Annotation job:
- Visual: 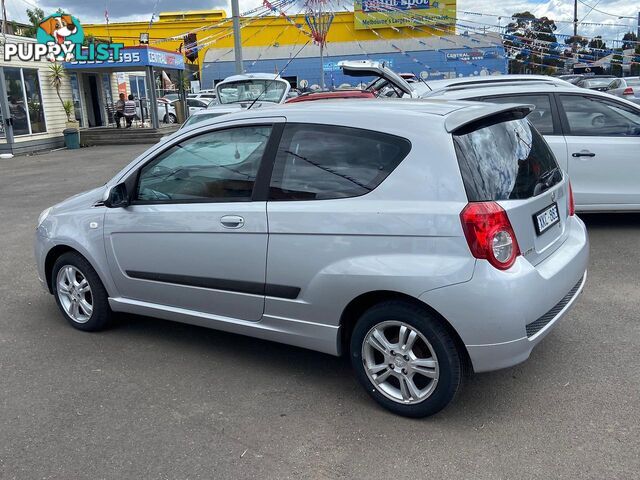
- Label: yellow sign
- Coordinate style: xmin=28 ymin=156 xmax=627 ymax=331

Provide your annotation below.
xmin=354 ymin=0 xmax=456 ymax=30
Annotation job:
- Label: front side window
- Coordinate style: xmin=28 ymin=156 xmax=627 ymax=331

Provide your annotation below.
xmin=559 ymin=94 xmax=640 ymax=136
xmin=137 ymin=125 xmax=272 ymax=202
xmin=479 ymin=94 xmax=555 ymax=135
xmin=454 ymin=117 xmax=561 ymax=201
xmin=269 ymin=124 xmax=411 ymax=201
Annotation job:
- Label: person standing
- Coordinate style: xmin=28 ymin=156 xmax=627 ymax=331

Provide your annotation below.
xmin=123 ymin=94 xmax=137 ymax=128
xmin=114 ymin=92 xmax=126 ymax=128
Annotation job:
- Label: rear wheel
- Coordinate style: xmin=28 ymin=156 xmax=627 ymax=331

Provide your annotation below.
xmin=164 ymin=113 xmax=177 ymax=124
xmin=52 ymin=252 xmax=112 ymax=331
xmin=350 ymin=301 xmax=462 ymax=417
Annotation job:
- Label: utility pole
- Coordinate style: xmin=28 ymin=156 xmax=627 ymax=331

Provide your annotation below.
xmin=1 ymin=0 xmax=7 ymax=38
xmin=231 ymin=0 xmax=243 ymax=74
xmin=572 ymin=0 xmax=578 ymax=53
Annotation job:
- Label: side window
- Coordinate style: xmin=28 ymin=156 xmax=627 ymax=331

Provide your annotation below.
xmin=136 ymin=125 xmax=272 ymax=202
xmin=478 ymin=95 xmax=555 ymax=135
xmin=609 ymin=80 xmax=620 ymax=89
xmin=269 ymin=124 xmax=411 ymax=201
xmin=559 ymin=95 xmax=640 ymax=136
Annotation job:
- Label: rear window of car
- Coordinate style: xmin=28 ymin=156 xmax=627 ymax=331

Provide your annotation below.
xmin=453 ymin=117 xmax=561 ymax=201
xmin=269 ymin=124 xmax=411 ymax=200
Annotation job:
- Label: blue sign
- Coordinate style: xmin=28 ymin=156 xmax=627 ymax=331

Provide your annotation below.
xmin=65 ymin=46 xmax=185 ymax=70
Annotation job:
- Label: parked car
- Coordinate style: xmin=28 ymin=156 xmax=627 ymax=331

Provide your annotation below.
xmin=606 ymin=77 xmax=640 ymax=105
xmin=423 ymin=84 xmax=640 ymax=211
xmin=575 ymin=76 xmax=617 ymax=91
xmin=188 ymin=92 xmax=218 ymax=102
xmin=157 ymin=98 xmax=210 ymax=123
xmin=285 ymin=90 xmax=376 ymax=103
xmin=341 ymin=62 xmax=640 ymax=212
xmin=338 ymin=60 xmax=575 ymax=99
xmin=35 ymin=100 xmax=588 ymax=418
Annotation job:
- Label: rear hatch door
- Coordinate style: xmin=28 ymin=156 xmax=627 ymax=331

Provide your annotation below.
xmin=452 ymin=108 xmax=569 ymax=266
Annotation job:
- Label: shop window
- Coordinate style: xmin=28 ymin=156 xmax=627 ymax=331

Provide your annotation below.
xmin=4 ymin=67 xmax=47 ymax=136
xmin=69 ymin=73 xmax=84 ymax=127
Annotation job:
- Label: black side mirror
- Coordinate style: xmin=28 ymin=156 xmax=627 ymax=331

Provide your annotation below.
xmin=103 ymin=183 xmax=130 ymax=208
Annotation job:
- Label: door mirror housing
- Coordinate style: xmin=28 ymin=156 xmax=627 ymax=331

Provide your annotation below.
xmin=103 ymin=183 xmax=130 ymax=208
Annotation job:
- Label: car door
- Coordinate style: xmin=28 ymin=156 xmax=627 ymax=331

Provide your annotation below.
xmin=474 ymin=93 xmax=569 ymax=171
xmin=555 ymin=93 xmax=640 ymax=207
xmin=103 ymin=120 xmax=282 ymax=321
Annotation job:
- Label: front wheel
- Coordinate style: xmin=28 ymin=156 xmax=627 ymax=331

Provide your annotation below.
xmin=52 ymin=252 xmax=112 ymax=331
xmin=350 ymin=301 xmax=462 ymax=418
xmin=163 ymin=113 xmax=177 ymax=124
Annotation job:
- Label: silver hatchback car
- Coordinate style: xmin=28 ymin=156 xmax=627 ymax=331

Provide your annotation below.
xmin=35 ymin=100 xmax=589 ymax=417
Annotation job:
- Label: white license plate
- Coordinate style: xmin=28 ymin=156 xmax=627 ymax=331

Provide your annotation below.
xmin=534 ymin=203 xmax=560 ymax=235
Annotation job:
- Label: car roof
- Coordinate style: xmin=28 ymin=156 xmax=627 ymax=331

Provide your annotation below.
xmin=218 ymin=73 xmax=286 ymax=83
xmin=183 ymin=99 xmax=533 ymax=134
xmin=423 ymin=82 xmax=595 ymax=100
xmin=423 ymin=74 xmax=574 ymax=91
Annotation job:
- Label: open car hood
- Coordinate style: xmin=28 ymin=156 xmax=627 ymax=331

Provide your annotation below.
xmin=338 ymin=60 xmax=416 ymax=97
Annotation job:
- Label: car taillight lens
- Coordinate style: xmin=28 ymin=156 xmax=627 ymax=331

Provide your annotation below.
xmin=623 ymin=87 xmax=634 ymax=96
xmin=568 ymin=181 xmax=575 ymax=216
xmin=460 ymin=202 xmax=520 ymax=270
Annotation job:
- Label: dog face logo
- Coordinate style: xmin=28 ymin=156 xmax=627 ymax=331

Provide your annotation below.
xmin=39 ymin=15 xmax=77 ymax=44
xmin=36 ymin=13 xmax=84 ymax=61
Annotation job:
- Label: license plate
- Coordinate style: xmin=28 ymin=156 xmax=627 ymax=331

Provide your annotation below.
xmin=534 ymin=203 xmax=560 ymax=235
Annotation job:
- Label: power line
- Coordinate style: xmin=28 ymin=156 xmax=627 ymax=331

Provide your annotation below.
xmin=576 ymin=0 xmax=636 ymax=20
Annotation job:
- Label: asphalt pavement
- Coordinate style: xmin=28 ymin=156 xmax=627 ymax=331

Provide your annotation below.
xmin=0 ymin=145 xmax=638 ymax=479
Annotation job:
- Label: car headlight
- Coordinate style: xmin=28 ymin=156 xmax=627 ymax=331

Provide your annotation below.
xmin=37 ymin=207 xmax=52 ymax=228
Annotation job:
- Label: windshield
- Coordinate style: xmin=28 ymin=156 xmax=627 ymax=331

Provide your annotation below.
xmin=216 ymin=79 xmax=287 ymax=104
xmin=453 ymin=118 xmax=561 ymax=201
xmin=582 ymin=78 xmax=612 ymax=88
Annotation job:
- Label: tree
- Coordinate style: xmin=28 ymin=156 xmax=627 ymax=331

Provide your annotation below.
xmin=503 ymin=12 xmax=563 ymax=74
xmin=24 ymin=7 xmax=44 ymax=38
xmin=564 ymin=35 xmax=588 ymax=50
xmin=47 ymin=63 xmax=71 ymax=122
xmin=621 ymin=32 xmax=637 ymax=51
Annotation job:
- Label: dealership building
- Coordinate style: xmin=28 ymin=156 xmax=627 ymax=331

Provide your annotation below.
xmin=83 ymin=5 xmax=507 ymax=91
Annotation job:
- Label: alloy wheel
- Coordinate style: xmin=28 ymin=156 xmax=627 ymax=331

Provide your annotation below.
xmin=362 ymin=320 xmax=439 ymax=405
xmin=56 ymin=265 xmax=93 ymax=323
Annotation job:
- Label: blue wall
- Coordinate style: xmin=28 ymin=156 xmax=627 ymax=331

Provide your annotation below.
xmin=202 ymin=46 xmax=507 ymax=89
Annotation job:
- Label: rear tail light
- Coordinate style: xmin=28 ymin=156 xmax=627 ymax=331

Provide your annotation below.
xmin=568 ymin=181 xmax=575 ymax=216
xmin=460 ymin=202 xmax=520 ymax=270
xmin=623 ymin=87 xmax=634 ymax=96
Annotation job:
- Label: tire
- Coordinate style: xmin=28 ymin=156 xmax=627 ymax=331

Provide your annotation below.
xmin=51 ymin=252 xmax=112 ymax=332
xmin=350 ymin=301 xmax=462 ymax=418
xmin=164 ymin=113 xmax=177 ymax=124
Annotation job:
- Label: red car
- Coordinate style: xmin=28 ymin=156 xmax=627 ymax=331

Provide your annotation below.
xmin=286 ymin=90 xmax=376 ymax=103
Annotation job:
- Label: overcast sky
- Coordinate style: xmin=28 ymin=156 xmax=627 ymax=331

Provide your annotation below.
xmin=6 ymin=0 xmax=638 ymax=41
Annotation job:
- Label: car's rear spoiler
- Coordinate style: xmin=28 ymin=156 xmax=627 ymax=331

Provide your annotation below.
xmin=444 ymin=103 xmax=534 ymax=134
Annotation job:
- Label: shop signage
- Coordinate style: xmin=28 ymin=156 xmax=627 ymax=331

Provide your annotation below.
xmin=353 ymin=0 xmax=456 ymax=30
xmin=3 ymin=12 xmax=124 ymax=62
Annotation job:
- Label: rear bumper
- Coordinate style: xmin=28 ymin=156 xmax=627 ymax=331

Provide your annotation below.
xmin=419 ymin=215 xmax=589 ymax=372
xmin=465 ymin=272 xmax=586 ymax=372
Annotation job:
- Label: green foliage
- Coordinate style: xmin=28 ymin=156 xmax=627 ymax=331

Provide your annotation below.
xmin=503 ymin=11 xmax=563 ymax=74
xmin=621 ymin=32 xmax=638 ymax=51
xmin=62 ymin=100 xmax=75 ymax=121
xmin=48 ymin=64 xmax=72 ymax=121
xmin=24 ymin=7 xmax=44 ymax=38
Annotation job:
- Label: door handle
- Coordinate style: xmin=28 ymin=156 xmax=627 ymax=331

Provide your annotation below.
xmin=572 ymin=151 xmax=596 ymax=158
xmin=220 ymin=215 xmax=245 ymax=229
